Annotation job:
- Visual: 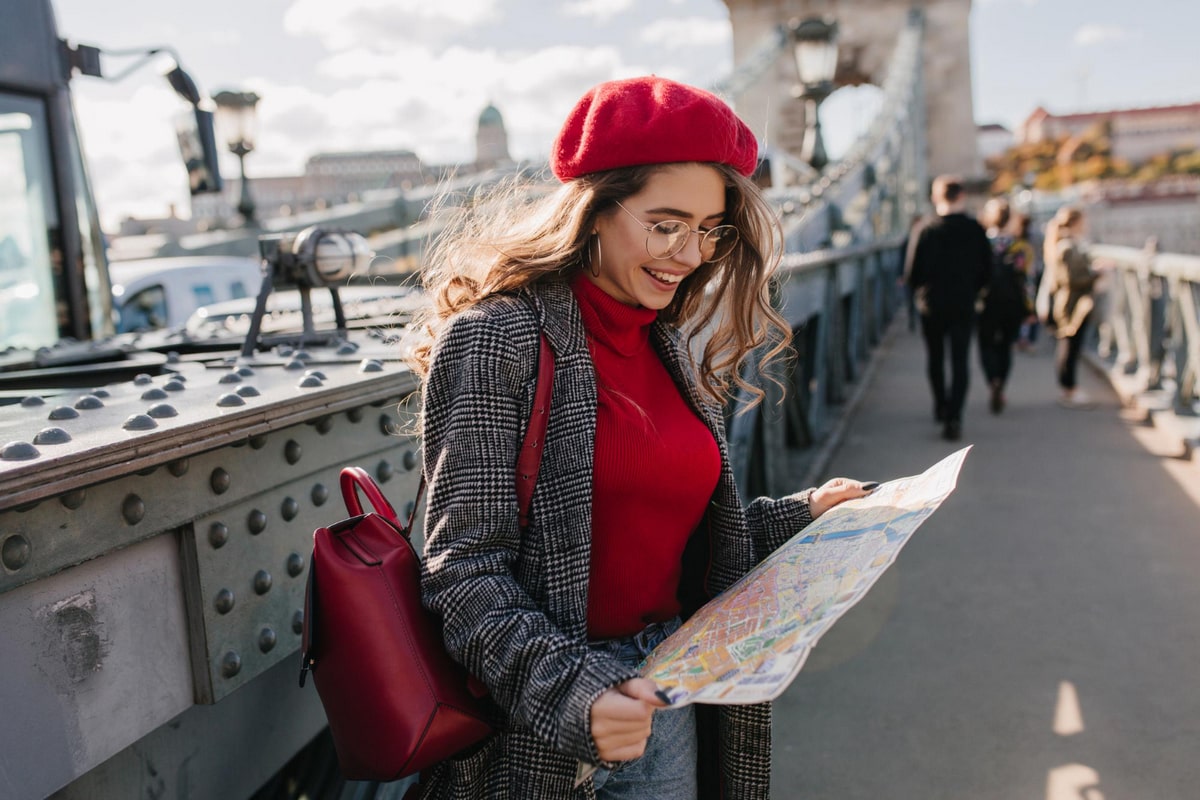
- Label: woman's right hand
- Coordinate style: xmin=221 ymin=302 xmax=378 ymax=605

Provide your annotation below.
xmin=590 ymin=678 xmax=669 ymax=762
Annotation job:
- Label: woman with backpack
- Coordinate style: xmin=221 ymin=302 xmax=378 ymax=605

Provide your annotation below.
xmin=977 ymin=197 xmax=1033 ymax=413
xmin=404 ymin=76 xmax=871 ymax=799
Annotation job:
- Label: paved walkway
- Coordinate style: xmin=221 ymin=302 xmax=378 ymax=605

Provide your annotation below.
xmin=772 ymin=320 xmax=1200 ymax=800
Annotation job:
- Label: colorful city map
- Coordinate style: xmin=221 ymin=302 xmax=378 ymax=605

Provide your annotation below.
xmin=640 ymin=447 xmax=970 ymax=706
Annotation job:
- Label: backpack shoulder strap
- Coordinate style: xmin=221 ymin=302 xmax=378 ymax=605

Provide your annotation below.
xmin=405 ymin=332 xmax=554 ymax=534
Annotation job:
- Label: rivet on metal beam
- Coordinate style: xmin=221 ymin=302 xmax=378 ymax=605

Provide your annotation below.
xmin=295 ymin=350 xmax=311 ymax=360
xmin=33 ymin=427 xmax=71 ymax=445
xmin=359 ymin=359 xmax=384 ymax=373
xmin=253 ymin=569 xmax=272 ymax=595
xmin=60 ymin=489 xmax=86 ymax=510
xmin=166 ymin=352 xmax=181 ymax=364
xmin=236 ymin=385 xmax=260 ymax=398
xmin=141 ymin=388 xmax=169 ymax=400
xmin=209 ymin=522 xmax=230 ymax=549
xmin=285 ymin=440 xmax=302 ymax=465
xmin=247 ymin=510 xmax=267 ymax=535
xmin=346 ymin=407 xmax=364 ymax=423
xmin=314 ymin=415 xmax=333 ymax=435
xmin=311 ymin=483 xmax=329 ymax=506
xmin=210 ymin=468 xmax=231 ymax=494
xmin=214 ymin=588 xmax=235 ymax=614
xmin=216 ymin=393 xmax=245 ymax=407
xmin=298 ymin=375 xmax=323 ymax=388
xmin=74 ymin=395 xmax=104 ymax=410
xmin=48 ymin=406 xmax=79 ymax=420
xmin=123 ymin=414 xmax=157 ymax=431
xmin=220 ymin=651 xmax=242 ymax=678
xmin=2 ymin=441 xmax=40 ymax=461
xmin=147 ymin=404 xmax=179 ymax=419
xmin=379 ymin=415 xmax=400 ymax=436
xmin=249 ymin=434 xmax=268 ymax=450
xmin=403 ymin=450 xmax=418 ymax=471
xmin=236 ymin=366 xmax=256 ymax=377
xmin=286 ymin=552 xmax=305 ymax=577
xmin=90 ymin=388 xmax=111 ymax=398
xmin=284 ymin=359 xmax=306 ymax=371
xmin=304 ymin=370 xmax=328 ymax=382
xmin=20 ymin=396 xmax=45 ymax=408
xmin=337 ymin=342 xmax=358 ymax=355
xmin=292 ymin=609 xmax=304 ymax=635
xmin=163 ymin=380 xmax=185 ymax=392
xmin=133 ymin=374 xmax=153 ymax=385
xmin=168 ymin=458 xmax=189 ymax=477
xmin=219 ymin=372 xmax=242 ymax=384
xmin=165 ymin=371 xmax=187 ymax=382
xmin=258 ymin=627 xmax=277 ymax=653
xmin=281 ymin=497 xmax=299 ymax=521
xmin=376 ymin=460 xmax=394 ymax=483
xmin=1 ymin=535 xmax=31 ymax=571
xmin=122 ymin=494 xmax=145 ymax=525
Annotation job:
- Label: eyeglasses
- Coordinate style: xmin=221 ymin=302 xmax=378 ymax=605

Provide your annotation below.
xmin=613 ymin=201 xmax=739 ymax=263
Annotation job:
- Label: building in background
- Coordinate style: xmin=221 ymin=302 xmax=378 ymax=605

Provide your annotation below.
xmin=976 ymin=123 xmax=1014 ymax=161
xmin=474 ymin=102 xmax=511 ymax=171
xmin=1019 ymin=103 xmax=1200 ymax=164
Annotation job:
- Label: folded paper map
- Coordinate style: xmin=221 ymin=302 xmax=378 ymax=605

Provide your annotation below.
xmin=640 ymin=447 xmax=970 ymax=706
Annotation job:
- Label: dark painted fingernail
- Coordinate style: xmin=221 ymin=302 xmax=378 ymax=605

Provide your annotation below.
xmin=861 ymin=481 xmax=880 ymax=491
xmin=654 ymin=690 xmax=674 ymax=705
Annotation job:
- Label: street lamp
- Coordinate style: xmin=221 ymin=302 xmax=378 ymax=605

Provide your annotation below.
xmin=213 ymin=89 xmax=261 ymax=226
xmin=789 ymin=16 xmax=839 ymax=172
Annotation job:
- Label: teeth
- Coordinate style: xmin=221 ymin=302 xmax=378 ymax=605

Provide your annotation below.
xmin=646 ymin=268 xmax=683 ymax=284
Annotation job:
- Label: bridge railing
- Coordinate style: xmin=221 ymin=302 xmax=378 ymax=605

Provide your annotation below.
xmin=1092 ymin=243 xmax=1200 ymax=451
xmin=728 ymin=236 xmax=906 ymax=500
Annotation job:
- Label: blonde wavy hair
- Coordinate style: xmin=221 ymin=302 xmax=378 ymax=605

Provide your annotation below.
xmin=1043 ymin=205 xmax=1085 ymax=266
xmin=406 ymin=162 xmax=791 ymax=409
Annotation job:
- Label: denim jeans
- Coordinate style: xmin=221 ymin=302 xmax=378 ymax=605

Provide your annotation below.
xmin=589 ymin=618 xmax=698 ymax=800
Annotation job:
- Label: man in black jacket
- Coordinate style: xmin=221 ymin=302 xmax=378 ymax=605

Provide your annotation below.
xmin=904 ymin=175 xmax=992 ymax=441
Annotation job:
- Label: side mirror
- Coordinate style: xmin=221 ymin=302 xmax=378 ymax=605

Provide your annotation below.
xmin=175 ymin=106 xmax=223 ymax=195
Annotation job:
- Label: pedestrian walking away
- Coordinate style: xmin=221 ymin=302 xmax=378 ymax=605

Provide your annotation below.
xmin=904 ymin=174 xmax=992 ymax=440
xmin=1039 ymin=205 xmax=1110 ymax=408
xmin=402 ymin=75 xmax=873 ymax=800
xmin=976 ymin=197 xmax=1034 ymax=414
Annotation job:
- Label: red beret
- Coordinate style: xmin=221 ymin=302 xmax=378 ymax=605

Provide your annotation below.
xmin=551 ymin=76 xmax=758 ymax=181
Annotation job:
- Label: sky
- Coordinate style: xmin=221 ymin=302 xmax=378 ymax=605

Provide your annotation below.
xmin=49 ymin=0 xmax=1200 ymax=231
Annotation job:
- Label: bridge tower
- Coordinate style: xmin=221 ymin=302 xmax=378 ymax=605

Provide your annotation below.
xmin=723 ymin=0 xmax=981 ymax=181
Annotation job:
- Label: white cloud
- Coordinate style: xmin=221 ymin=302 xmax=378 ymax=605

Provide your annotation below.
xmin=639 ymin=17 xmax=731 ymax=48
xmin=1074 ymin=24 xmax=1134 ymax=46
xmin=284 ymin=0 xmax=500 ymax=50
xmin=562 ymin=0 xmax=635 ymax=23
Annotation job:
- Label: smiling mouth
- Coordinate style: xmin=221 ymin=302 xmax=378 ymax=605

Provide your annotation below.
xmin=645 ymin=267 xmax=684 ymax=285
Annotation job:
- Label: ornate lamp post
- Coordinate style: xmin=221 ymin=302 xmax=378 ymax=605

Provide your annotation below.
xmin=789 ymin=17 xmax=839 ymax=172
xmin=213 ymin=89 xmax=261 ymax=226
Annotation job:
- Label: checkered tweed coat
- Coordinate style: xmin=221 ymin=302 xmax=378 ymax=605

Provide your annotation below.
xmin=415 ymin=280 xmax=815 ymax=799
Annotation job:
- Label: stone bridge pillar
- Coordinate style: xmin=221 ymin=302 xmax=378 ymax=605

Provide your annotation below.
xmin=723 ymin=0 xmax=981 ymax=180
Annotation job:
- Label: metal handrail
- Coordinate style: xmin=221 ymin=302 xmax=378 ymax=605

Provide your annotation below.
xmin=1092 ymin=243 xmax=1200 ymax=417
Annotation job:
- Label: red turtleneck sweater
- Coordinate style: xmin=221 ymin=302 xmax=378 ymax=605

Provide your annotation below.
xmin=571 ymin=275 xmax=721 ymax=639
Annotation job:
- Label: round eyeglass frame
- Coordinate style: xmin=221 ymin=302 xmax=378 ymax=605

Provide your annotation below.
xmin=613 ymin=201 xmax=739 ymax=263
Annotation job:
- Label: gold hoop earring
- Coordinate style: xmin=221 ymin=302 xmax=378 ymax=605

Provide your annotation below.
xmin=587 ymin=234 xmax=602 ymax=278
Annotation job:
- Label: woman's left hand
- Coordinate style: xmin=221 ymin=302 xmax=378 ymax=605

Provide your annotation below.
xmin=809 ymin=478 xmax=877 ymax=519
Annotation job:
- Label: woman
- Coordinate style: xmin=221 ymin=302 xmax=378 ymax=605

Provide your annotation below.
xmin=407 ymin=76 xmax=870 ymax=800
xmin=1041 ymin=205 xmax=1103 ymax=407
xmin=976 ymin=197 xmax=1032 ymax=413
